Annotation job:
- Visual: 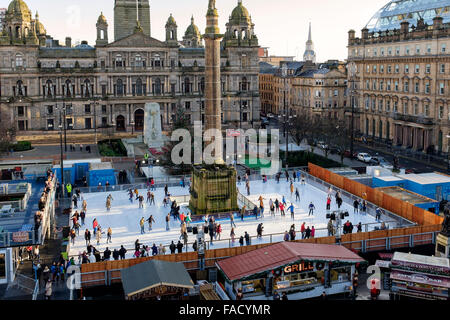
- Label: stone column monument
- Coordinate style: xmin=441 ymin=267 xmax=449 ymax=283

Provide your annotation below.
xmin=435 ymin=206 xmax=450 ymax=258
xmin=189 ymin=0 xmax=239 ymax=215
xmin=143 ymin=102 xmax=164 ymax=148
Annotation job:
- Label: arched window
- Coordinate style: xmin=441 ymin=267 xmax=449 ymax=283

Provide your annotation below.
xmin=170 ymin=30 xmax=174 ymax=40
xmin=135 ymin=54 xmax=142 ymax=67
xmin=65 ymin=79 xmax=73 ymax=97
xmin=15 ymin=26 xmax=21 ymax=39
xmin=45 ymin=80 xmax=54 ymax=98
xmin=83 ymin=79 xmax=91 ymax=97
xmin=116 ymin=79 xmax=124 ymax=96
xmin=234 ymin=30 xmax=238 ymax=38
xmin=15 ymin=80 xmax=25 ymax=96
xmin=154 ymin=54 xmax=161 ymax=67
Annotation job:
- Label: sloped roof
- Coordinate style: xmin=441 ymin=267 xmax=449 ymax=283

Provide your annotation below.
xmin=108 ymin=31 xmax=166 ymax=48
xmin=217 ymin=242 xmax=364 ymax=282
xmin=120 ymin=260 xmax=194 ymax=297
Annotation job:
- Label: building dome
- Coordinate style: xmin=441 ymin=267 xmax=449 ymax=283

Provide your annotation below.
xmin=366 ymin=0 xmax=450 ymax=32
xmin=97 ymin=12 xmax=107 ymax=25
xmin=166 ymin=14 xmax=177 ymax=27
xmin=8 ymin=0 xmax=30 ymax=14
xmin=230 ymin=1 xmax=251 ymax=24
xmin=185 ymin=16 xmax=201 ymax=37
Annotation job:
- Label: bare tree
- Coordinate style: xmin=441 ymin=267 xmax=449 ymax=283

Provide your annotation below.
xmin=0 ymin=112 xmax=16 ymax=155
xmin=288 ymin=110 xmax=321 ymax=147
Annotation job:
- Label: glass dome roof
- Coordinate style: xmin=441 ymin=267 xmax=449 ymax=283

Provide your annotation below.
xmin=365 ymin=0 xmax=450 ymax=32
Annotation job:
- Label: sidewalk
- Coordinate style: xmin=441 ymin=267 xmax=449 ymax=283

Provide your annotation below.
xmin=2 ymin=144 xmax=100 ymax=161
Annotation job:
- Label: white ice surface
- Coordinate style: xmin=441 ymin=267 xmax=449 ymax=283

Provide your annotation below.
xmin=69 ymin=179 xmax=385 ymax=259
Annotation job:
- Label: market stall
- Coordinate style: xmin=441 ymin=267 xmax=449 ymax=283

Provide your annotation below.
xmin=390 ymin=252 xmax=450 ymax=300
xmin=120 ymin=260 xmax=194 ymax=300
xmin=216 ymin=242 xmax=365 ymax=300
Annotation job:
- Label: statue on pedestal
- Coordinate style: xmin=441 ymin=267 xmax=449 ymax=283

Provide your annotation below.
xmin=143 ymin=102 xmax=164 ymax=148
xmin=442 ymin=206 xmax=450 ymax=237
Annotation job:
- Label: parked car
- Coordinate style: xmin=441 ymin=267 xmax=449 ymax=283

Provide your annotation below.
xmin=329 ymin=145 xmax=341 ymax=154
xmin=357 ymin=153 xmax=372 ymax=163
xmin=317 ymin=141 xmax=328 ymax=150
xmin=261 ymin=117 xmax=269 ymax=125
xmin=370 ymin=156 xmax=393 ymax=169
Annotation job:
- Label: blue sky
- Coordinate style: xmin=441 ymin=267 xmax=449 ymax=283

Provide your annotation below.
xmin=12 ymin=0 xmax=388 ymax=61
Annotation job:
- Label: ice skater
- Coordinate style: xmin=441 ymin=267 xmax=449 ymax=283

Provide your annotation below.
xmin=308 ymin=202 xmax=315 ymax=216
xmin=287 ymin=203 xmax=295 ymax=220
xmin=140 ymin=217 xmax=145 ymax=234
xmin=146 ymin=215 xmax=155 ymax=231
xmin=295 ymin=188 xmax=300 ymax=202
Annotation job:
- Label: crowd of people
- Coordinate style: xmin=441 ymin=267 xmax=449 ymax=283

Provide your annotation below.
xmin=65 ymin=169 xmax=384 ymax=264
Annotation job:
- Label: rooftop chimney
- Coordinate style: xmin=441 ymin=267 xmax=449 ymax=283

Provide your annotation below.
xmin=65 ymin=37 xmax=72 ymax=48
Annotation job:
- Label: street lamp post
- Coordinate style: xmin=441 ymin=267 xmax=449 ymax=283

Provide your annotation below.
xmin=348 ymin=62 xmax=357 ymax=158
xmin=57 ymin=106 xmax=65 ymax=199
xmin=63 ymin=101 xmax=67 ymax=152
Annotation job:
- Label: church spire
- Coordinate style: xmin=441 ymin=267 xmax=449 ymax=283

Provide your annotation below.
xmin=303 ymin=22 xmax=316 ymax=63
xmin=308 ymin=22 xmax=312 ymax=42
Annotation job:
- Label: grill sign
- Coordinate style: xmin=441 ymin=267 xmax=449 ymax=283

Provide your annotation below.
xmin=284 ymin=261 xmax=315 ymax=274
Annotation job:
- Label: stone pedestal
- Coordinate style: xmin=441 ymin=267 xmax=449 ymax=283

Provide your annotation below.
xmin=143 ymin=102 xmax=164 ymax=148
xmin=189 ymin=164 xmax=238 ymax=215
xmin=435 ymin=233 xmax=450 ymax=258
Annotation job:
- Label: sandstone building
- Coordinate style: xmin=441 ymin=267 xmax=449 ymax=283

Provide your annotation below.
xmin=0 ymin=0 xmax=261 ymax=142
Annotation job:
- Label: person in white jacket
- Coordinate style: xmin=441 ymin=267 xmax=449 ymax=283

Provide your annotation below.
xmin=45 ymin=279 xmax=52 ymax=300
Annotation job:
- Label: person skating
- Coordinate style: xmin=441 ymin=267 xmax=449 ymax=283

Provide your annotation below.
xmin=253 ymin=205 xmax=259 ymax=220
xmin=106 ymin=227 xmax=112 ymax=244
xmin=146 ymin=215 xmax=155 ymax=231
xmin=208 ymin=221 xmax=215 ymax=245
xmin=138 ymin=195 xmax=144 ymax=209
xmin=44 ymin=279 xmax=53 ymax=300
xmin=257 ymin=223 xmax=264 ymax=239
xmin=96 ymin=226 xmax=102 ymax=245
xmin=246 ymin=181 xmax=250 ymax=196
xmin=274 ymin=199 xmax=280 ymax=213
xmin=230 ymin=213 xmax=236 ymax=228
xmin=72 ymin=194 xmax=78 ymax=209
xmin=375 ymin=207 xmax=382 ymax=221
xmin=106 ymin=194 xmax=113 ymax=211
xmin=290 ymin=182 xmax=294 ymax=197
xmin=287 ymin=203 xmax=295 ymax=220
xmin=295 ymin=188 xmax=300 ymax=201
xmin=353 ymin=199 xmax=359 ymax=214
xmin=308 ymin=202 xmax=315 ymax=216
xmin=80 ymin=210 xmax=86 ymax=226
xmin=311 ymin=226 xmax=315 ymax=238
xmin=326 ymin=196 xmax=331 ymax=211
xmin=169 ymin=241 xmax=176 ymax=254
xmin=166 ymin=213 xmax=170 ymax=231
xmin=216 ymin=224 xmax=222 ymax=240
xmin=240 ymin=206 xmax=246 ymax=221
xmin=230 ymin=228 xmax=236 ymax=245
xmin=279 ymin=202 xmax=285 ymax=216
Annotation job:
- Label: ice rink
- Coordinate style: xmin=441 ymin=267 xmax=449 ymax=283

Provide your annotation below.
xmin=68 ymin=178 xmax=387 ymax=259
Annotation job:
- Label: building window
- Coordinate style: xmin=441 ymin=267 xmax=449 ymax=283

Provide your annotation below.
xmin=380 ymin=65 xmax=384 ymax=73
xmin=395 ymin=81 xmax=399 ymax=91
xmin=415 ymin=45 xmax=420 ymax=55
xmin=425 ymin=83 xmax=430 ymax=94
xmin=425 ymin=64 xmax=431 ymax=73
xmin=427 ymin=44 xmax=431 ymax=54
xmin=380 ymin=48 xmax=385 ymax=56
xmin=424 ymin=105 xmax=429 ymax=117
xmin=440 ymin=64 xmax=445 ymax=73
xmin=380 ymin=81 xmax=384 ymax=90
xmin=387 ymin=65 xmax=392 ymax=73
xmin=15 ymin=53 xmax=23 ymax=67
xmin=441 ymin=44 xmax=446 ymax=53
xmin=47 ymin=105 xmax=53 ymax=115
xmin=386 ymin=100 xmax=390 ymax=111
xmin=47 ymin=119 xmax=54 ymax=130
xmin=395 ymin=65 xmax=399 ymax=73
xmin=185 ymin=101 xmax=191 ymax=110
xmin=66 ymin=118 xmax=73 ymax=129
xmin=102 ymin=105 xmax=107 ymax=114
xmin=84 ymin=104 xmax=91 ymax=114
xmin=415 ymin=64 xmax=420 ymax=73
xmin=405 ymin=65 xmax=409 ymax=73
xmin=373 ymin=65 xmax=377 ymax=73
xmin=101 ymin=117 xmax=107 ymax=127
xmin=17 ymin=106 xmax=24 ymax=117
xmin=387 ymin=81 xmax=391 ymax=91
xmin=404 ymin=81 xmax=409 ymax=93
xmin=440 ymin=83 xmax=445 ymax=95
xmin=413 ymin=103 xmax=418 ymax=115
xmin=85 ymin=118 xmax=92 ymax=129
xmin=395 ymin=47 xmax=400 ymax=55
xmin=415 ymin=82 xmax=419 ymax=93
xmin=394 ymin=101 xmax=398 ymax=112
xmin=405 ymin=46 xmax=410 ymax=55
xmin=403 ymin=102 xmax=408 ymax=114
xmin=439 ymin=106 xmax=444 ymax=119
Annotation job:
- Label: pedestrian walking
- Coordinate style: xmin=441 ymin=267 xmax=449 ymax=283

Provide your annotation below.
xmin=107 ymin=227 xmax=112 ymax=243
xmin=165 ymin=213 xmax=170 ymax=231
xmin=44 ymin=279 xmax=52 ymax=300
xmin=230 ymin=213 xmax=236 ymax=228
xmin=354 ymin=199 xmax=359 ymax=213
xmin=84 ymin=229 xmax=91 ymax=246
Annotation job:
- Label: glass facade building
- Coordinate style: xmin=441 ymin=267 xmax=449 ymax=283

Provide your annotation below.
xmin=366 ymin=0 xmax=450 ymax=32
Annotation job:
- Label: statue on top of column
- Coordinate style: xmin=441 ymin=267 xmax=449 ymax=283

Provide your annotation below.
xmin=208 ymin=0 xmax=216 ymax=10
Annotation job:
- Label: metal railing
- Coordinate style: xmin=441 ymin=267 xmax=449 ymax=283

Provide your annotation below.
xmin=78 ymin=230 xmax=439 ymax=288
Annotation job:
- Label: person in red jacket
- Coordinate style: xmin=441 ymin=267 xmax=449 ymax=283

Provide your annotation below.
xmin=326 ymin=196 xmax=331 ymax=211
xmin=300 ymin=222 xmax=306 ymax=239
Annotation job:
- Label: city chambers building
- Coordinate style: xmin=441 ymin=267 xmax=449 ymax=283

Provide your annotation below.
xmin=0 ymin=0 xmax=261 ymax=142
xmin=347 ymin=0 xmax=450 ymax=154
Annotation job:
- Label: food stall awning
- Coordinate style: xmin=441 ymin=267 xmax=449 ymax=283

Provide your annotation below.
xmin=120 ymin=260 xmax=194 ymax=298
xmin=390 ymin=270 xmax=450 ymax=288
xmin=216 ymin=242 xmax=365 ymax=282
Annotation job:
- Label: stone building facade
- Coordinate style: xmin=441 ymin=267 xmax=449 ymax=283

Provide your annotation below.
xmin=347 ymin=16 xmax=450 ymax=154
xmin=0 ymin=0 xmax=260 ymax=141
